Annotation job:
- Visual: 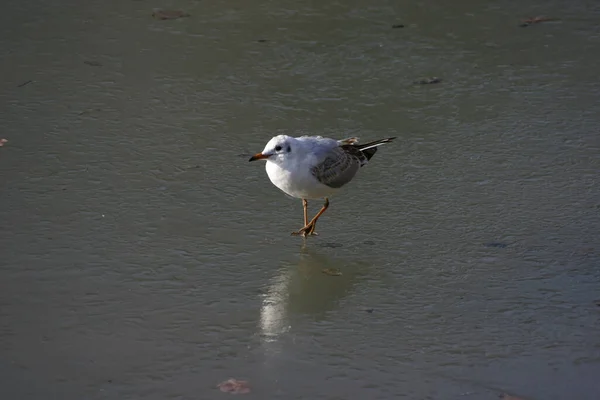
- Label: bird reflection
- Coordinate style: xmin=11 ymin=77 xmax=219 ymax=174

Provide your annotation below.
xmin=259 ymin=246 xmax=366 ymax=342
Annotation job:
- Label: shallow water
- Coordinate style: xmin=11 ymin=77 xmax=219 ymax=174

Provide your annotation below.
xmin=1 ymin=0 xmax=600 ymax=399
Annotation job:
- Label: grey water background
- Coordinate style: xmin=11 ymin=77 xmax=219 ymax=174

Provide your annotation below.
xmin=1 ymin=0 xmax=600 ymax=399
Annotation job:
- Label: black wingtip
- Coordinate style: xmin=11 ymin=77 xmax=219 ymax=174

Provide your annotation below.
xmin=363 ymin=147 xmax=378 ymax=161
xmin=358 ymin=137 xmax=396 ymax=161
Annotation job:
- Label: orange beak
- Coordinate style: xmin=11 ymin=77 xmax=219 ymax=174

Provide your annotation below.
xmin=248 ymin=152 xmax=270 ymax=162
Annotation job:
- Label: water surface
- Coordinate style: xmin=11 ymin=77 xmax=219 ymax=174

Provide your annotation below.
xmin=1 ymin=0 xmax=599 ymax=399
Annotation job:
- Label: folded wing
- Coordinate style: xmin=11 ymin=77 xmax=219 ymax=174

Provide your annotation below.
xmin=311 ymin=137 xmax=396 ymax=189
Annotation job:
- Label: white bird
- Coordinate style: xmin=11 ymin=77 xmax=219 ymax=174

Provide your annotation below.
xmin=249 ymin=135 xmax=395 ymax=237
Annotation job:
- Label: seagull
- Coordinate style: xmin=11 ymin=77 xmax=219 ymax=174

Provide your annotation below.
xmin=249 ymin=135 xmax=396 ymax=237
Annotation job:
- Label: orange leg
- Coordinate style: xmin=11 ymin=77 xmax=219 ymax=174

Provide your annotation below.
xmin=292 ymin=198 xmax=329 ymax=237
xmin=302 ymin=199 xmax=308 ymax=227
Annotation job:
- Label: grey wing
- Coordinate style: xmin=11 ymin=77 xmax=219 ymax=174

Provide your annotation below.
xmin=311 ymin=147 xmax=361 ymax=188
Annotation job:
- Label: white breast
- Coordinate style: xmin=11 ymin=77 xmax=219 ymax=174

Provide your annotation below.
xmin=265 ymin=159 xmax=338 ymax=200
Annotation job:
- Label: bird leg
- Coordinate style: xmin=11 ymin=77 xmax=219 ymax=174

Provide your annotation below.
xmin=291 ymin=198 xmax=329 ymax=237
xmin=302 ymin=199 xmax=308 ymax=227
xmin=293 ymin=198 xmax=312 ymax=236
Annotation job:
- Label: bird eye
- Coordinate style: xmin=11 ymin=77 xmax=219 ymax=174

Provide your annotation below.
xmin=275 ymin=145 xmax=282 ymax=151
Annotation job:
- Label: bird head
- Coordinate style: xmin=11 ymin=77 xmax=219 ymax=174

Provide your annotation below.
xmin=249 ymin=135 xmax=295 ymax=162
